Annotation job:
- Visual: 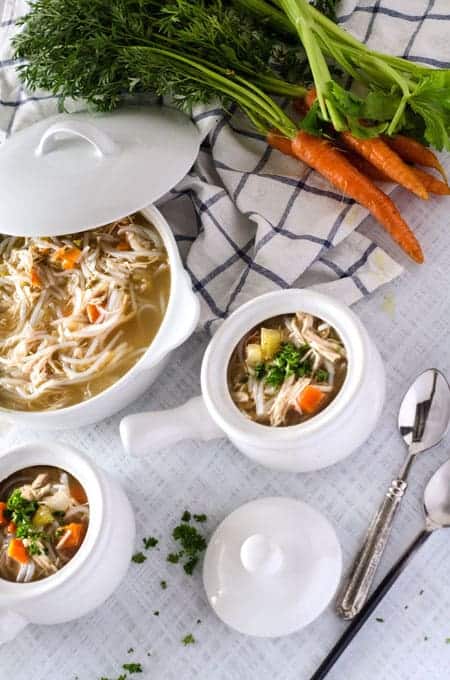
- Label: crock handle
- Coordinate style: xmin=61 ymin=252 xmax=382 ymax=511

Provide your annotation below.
xmin=0 ymin=610 xmax=28 ymax=645
xmin=35 ymin=120 xmax=117 ymax=158
xmin=120 ymin=396 xmax=223 ymax=457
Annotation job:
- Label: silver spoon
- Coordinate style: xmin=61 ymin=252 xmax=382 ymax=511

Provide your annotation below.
xmin=337 ymin=368 xmax=450 ymax=620
xmin=311 ymin=456 xmax=450 ymax=680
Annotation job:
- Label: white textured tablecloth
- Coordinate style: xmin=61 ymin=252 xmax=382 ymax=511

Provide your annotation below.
xmin=1 ymin=177 xmax=450 ymax=679
xmin=2 ymin=0 xmax=450 ymax=678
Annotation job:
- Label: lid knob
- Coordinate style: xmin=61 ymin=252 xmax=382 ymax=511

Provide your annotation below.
xmin=240 ymin=534 xmax=283 ymax=575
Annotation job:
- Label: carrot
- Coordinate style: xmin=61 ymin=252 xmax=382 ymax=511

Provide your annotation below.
xmin=53 ymin=246 xmax=81 ymax=270
xmin=117 ymin=239 xmax=129 ymax=251
xmin=343 ymin=153 xmax=391 ymax=182
xmin=340 ymin=132 xmax=429 ymax=200
xmin=0 ymin=501 xmax=7 ymax=526
xmin=69 ymin=479 xmax=88 ymax=505
xmin=60 ymin=522 xmax=86 ymax=550
xmin=7 ymin=521 xmax=16 ymax=534
xmin=30 ymin=267 xmax=42 ymax=288
xmin=288 ymin=130 xmax=424 ymax=263
xmin=409 ymin=167 xmax=450 ymax=196
xmin=384 ymin=135 xmax=447 ymax=182
xmin=86 ymin=303 xmax=101 ymax=324
xmin=267 ymin=131 xmax=295 ymax=157
xmin=301 ymin=88 xmax=428 ymax=199
xmin=7 ymin=538 xmax=29 ymax=564
xmin=298 ymin=385 xmax=326 ymax=415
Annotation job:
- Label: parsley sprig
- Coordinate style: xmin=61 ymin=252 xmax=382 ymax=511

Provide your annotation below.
xmin=255 ymin=342 xmax=312 ymax=388
xmin=6 ymin=490 xmax=43 ymax=555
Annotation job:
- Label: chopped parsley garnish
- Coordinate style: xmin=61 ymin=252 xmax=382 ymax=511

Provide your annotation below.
xmin=127 ymin=648 xmax=134 ymax=654
xmin=255 ymin=342 xmax=312 ymax=388
xmin=143 ymin=536 xmax=158 ymax=549
xmin=171 ymin=523 xmax=207 ymax=576
xmin=182 ymin=634 xmax=196 ymax=646
xmin=193 ymin=514 xmax=207 ymax=523
xmin=375 ymin=617 xmax=384 ymax=623
xmin=6 ymin=489 xmax=43 ymax=555
xmin=122 ymin=663 xmax=142 ymax=673
xmin=131 ymin=552 xmax=147 ymax=564
xmin=153 ymin=611 xmax=159 ymax=616
xmin=315 ymin=368 xmax=329 ymax=383
xmin=167 ymin=552 xmax=181 ymax=564
xmin=160 ymin=580 xmax=167 ymax=590
xmin=181 ymin=511 xmax=191 ymax=522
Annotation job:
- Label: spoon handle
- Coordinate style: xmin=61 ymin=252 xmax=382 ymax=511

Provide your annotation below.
xmin=310 ymin=529 xmax=431 ymax=680
xmin=337 ymin=477 xmax=408 ymax=619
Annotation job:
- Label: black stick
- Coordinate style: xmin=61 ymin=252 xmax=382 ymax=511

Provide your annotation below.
xmin=310 ymin=528 xmax=432 ymax=680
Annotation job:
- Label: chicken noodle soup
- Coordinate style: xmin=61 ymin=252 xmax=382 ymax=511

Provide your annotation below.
xmin=228 ymin=312 xmax=347 ymax=427
xmin=0 ymin=213 xmax=170 ymax=411
xmin=0 ymin=466 xmax=89 ymax=583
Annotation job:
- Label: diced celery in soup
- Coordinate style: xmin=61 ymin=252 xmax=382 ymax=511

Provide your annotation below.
xmin=0 ymin=466 xmax=89 ymax=583
xmin=228 ymin=312 xmax=347 ymax=427
xmin=0 ymin=213 xmax=170 ymax=411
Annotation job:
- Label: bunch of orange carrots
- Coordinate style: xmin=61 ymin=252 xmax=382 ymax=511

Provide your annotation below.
xmin=267 ymin=88 xmax=448 ymax=264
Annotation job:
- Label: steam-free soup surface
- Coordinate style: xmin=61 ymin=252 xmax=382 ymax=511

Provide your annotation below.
xmin=228 ymin=312 xmax=347 ymax=427
xmin=0 ymin=466 xmax=89 ymax=583
xmin=0 ymin=213 xmax=170 ymax=411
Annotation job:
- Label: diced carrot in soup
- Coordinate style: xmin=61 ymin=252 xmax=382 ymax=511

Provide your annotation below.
xmin=8 ymin=538 xmax=29 ymax=564
xmin=60 ymin=523 xmax=86 ymax=550
xmin=53 ymin=246 xmax=82 ymax=270
xmin=298 ymin=385 xmax=326 ymax=415
xmin=30 ymin=267 xmax=42 ymax=288
xmin=86 ymin=303 xmax=101 ymax=324
xmin=0 ymin=501 xmax=7 ymax=526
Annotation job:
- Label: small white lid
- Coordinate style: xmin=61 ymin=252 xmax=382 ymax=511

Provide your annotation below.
xmin=203 ymin=497 xmax=342 ymax=637
xmin=0 ymin=106 xmax=200 ymax=236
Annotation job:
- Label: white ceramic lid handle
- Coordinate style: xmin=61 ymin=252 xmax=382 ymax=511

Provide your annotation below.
xmin=0 ymin=610 xmax=28 ymax=645
xmin=120 ymin=396 xmax=223 ymax=457
xmin=35 ymin=120 xmax=117 ymax=158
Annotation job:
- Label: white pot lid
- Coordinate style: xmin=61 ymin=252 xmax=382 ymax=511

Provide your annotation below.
xmin=203 ymin=497 xmax=342 ymax=637
xmin=0 ymin=106 xmax=200 ymax=237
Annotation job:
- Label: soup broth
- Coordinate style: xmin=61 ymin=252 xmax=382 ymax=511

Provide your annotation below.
xmin=0 ymin=213 xmax=170 ymax=411
xmin=228 ymin=312 xmax=347 ymax=427
xmin=0 ymin=465 xmax=89 ymax=583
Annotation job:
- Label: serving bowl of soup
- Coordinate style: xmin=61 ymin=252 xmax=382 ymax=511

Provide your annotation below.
xmin=0 ymin=441 xmax=134 ymax=642
xmin=121 ymin=290 xmax=386 ymax=472
xmin=0 ymin=106 xmax=201 ymax=429
xmin=0 ymin=206 xmax=198 ymax=429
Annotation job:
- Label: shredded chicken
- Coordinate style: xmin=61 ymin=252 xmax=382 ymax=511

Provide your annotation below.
xmin=0 ymin=215 xmax=169 ymax=411
xmin=228 ymin=312 xmax=347 ymax=427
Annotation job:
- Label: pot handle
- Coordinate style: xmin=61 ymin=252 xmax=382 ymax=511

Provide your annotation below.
xmin=35 ymin=120 xmax=117 ymax=158
xmin=140 ymin=272 xmax=200 ymax=369
xmin=0 ymin=610 xmax=28 ymax=645
xmin=120 ymin=396 xmax=223 ymax=457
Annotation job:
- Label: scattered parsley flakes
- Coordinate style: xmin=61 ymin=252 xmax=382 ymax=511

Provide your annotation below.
xmin=419 ymin=589 xmax=424 ymax=596
xmin=122 ymin=663 xmax=142 ymax=674
xmin=143 ymin=536 xmax=158 ymax=549
xmin=131 ymin=552 xmax=146 ymax=564
xmin=193 ymin=514 xmax=207 ymax=523
xmin=197 ymin=619 xmax=202 ymax=624
xmin=167 ymin=552 xmax=181 ymax=564
xmin=160 ymin=580 xmax=167 ymax=590
xmin=172 ymin=523 xmax=207 ymax=575
xmin=117 ymin=675 xmax=127 ymax=680
xmin=153 ymin=610 xmax=159 ymax=616
xmin=375 ymin=617 xmax=384 ymax=623
xmin=424 ymin=636 xmax=429 ymax=641
xmin=181 ymin=510 xmax=191 ymax=522
xmin=182 ymin=634 xmax=196 ymax=646
xmin=127 ymin=648 xmax=134 ymax=654
xmin=446 ymin=638 xmax=450 ymax=644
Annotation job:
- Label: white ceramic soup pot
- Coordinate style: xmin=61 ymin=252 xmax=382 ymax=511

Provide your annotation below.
xmin=0 ymin=205 xmax=200 ymax=431
xmin=121 ymin=290 xmax=386 ymax=473
xmin=0 ymin=441 xmax=135 ymax=643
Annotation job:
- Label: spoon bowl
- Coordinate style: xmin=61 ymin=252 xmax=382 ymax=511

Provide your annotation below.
xmin=398 ymin=369 xmax=450 ymax=454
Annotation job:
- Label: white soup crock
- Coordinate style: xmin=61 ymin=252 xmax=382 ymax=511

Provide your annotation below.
xmin=121 ymin=289 xmax=386 ymax=472
xmin=0 ymin=441 xmax=135 ymax=643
